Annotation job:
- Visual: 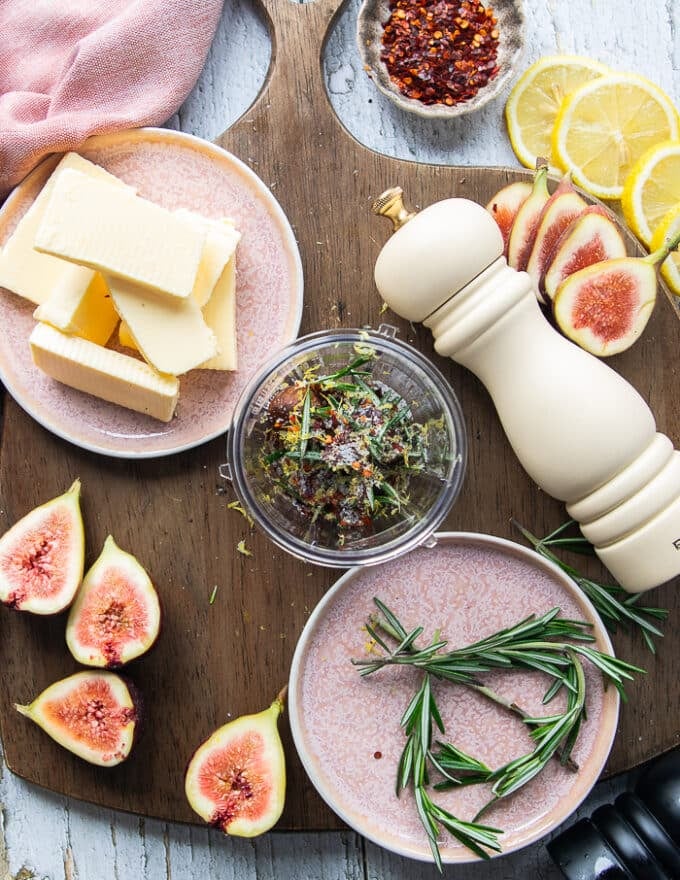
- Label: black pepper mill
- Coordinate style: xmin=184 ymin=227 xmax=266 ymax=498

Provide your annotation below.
xmin=547 ymin=750 xmax=680 ymax=879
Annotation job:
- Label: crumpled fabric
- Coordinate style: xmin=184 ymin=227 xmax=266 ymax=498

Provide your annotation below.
xmin=0 ymin=0 xmax=224 ymax=198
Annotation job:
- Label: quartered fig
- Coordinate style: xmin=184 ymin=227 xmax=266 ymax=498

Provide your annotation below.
xmin=15 ymin=670 xmax=139 ymax=766
xmin=543 ymin=206 xmax=627 ymax=301
xmin=553 ymin=228 xmax=680 ymax=356
xmin=507 ymin=163 xmax=550 ymax=272
xmin=525 ymin=175 xmax=588 ymax=300
xmin=66 ymin=535 xmax=161 ymax=668
xmin=0 ymin=479 xmax=84 ymax=614
xmin=485 ymin=181 xmax=532 ymax=257
xmin=185 ymin=690 xmax=286 ymax=837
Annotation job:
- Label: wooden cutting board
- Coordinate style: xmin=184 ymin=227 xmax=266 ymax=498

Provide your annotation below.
xmin=0 ymin=0 xmax=678 ymax=831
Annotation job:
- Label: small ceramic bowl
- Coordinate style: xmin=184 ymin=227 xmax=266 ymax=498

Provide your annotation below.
xmin=357 ymin=0 xmax=525 ymax=119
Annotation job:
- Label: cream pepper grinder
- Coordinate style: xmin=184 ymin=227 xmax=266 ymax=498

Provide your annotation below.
xmin=373 ymin=189 xmax=680 ymax=593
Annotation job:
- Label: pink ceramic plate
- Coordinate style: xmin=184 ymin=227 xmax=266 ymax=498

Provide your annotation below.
xmin=0 ymin=129 xmax=304 ymax=458
xmin=289 ymin=532 xmax=620 ymax=864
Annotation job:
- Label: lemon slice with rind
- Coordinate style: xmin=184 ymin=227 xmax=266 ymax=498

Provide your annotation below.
xmin=552 ymin=73 xmax=680 ymax=200
xmin=505 ymin=55 xmax=610 ymax=171
xmin=621 ymin=140 xmax=680 ymax=245
xmin=650 ymin=203 xmax=680 ymax=296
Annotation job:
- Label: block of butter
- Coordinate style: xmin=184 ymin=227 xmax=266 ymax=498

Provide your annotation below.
xmin=35 ymin=169 xmax=205 ymax=299
xmin=30 ymin=323 xmax=179 ymax=422
xmin=33 ymin=271 xmax=119 ymax=346
xmin=200 ymin=257 xmax=238 ymax=371
xmin=0 ymin=152 xmax=132 ymax=306
xmin=108 ymin=277 xmax=218 ymax=375
xmin=175 ymin=209 xmax=241 ymax=307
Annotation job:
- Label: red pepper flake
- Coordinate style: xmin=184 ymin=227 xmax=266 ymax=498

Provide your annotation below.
xmin=379 ymin=0 xmax=500 ymax=106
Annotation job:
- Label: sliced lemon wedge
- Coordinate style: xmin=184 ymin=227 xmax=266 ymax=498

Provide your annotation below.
xmin=621 ymin=140 xmax=680 ymax=245
xmin=650 ymin=203 xmax=680 ymax=296
xmin=552 ymin=73 xmax=679 ymax=200
xmin=505 ymin=55 xmax=610 ymax=172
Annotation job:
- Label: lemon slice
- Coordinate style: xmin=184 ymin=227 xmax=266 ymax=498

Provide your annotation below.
xmin=552 ymin=73 xmax=680 ymax=200
xmin=650 ymin=203 xmax=680 ymax=296
xmin=505 ymin=55 xmax=610 ymax=171
xmin=621 ymin=140 xmax=680 ymax=245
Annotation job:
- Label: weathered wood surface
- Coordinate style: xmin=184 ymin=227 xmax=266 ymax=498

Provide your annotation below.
xmin=0 ymin=0 xmax=677 ymax=877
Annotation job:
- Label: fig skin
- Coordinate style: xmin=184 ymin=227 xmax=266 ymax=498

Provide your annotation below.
xmin=507 ymin=163 xmax=550 ymax=273
xmin=543 ymin=206 xmax=627 ymax=301
xmin=485 ymin=181 xmax=532 ymax=258
xmin=185 ymin=689 xmax=286 ymax=837
xmin=15 ymin=670 xmax=140 ymax=766
xmin=66 ymin=535 xmax=161 ymax=668
xmin=0 ymin=479 xmax=84 ymax=614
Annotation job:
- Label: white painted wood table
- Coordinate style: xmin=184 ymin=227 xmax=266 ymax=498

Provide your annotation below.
xmin=1 ymin=1 xmax=678 ymax=877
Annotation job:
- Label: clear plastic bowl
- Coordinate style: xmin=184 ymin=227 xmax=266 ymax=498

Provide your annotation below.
xmin=225 ymin=326 xmax=467 ymax=567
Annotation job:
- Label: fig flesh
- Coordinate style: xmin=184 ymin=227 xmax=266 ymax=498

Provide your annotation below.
xmin=0 ymin=479 xmax=84 ymax=614
xmin=66 ymin=535 xmax=161 ymax=668
xmin=507 ymin=163 xmax=550 ymax=272
xmin=543 ymin=206 xmax=627 ymax=300
xmin=485 ymin=181 xmax=532 ymax=258
xmin=15 ymin=670 xmax=139 ymax=766
xmin=553 ymin=230 xmax=680 ymax=356
xmin=525 ymin=176 xmax=588 ymax=300
xmin=185 ymin=692 xmax=286 ymax=837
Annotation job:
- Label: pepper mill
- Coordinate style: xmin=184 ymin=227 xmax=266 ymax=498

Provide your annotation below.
xmin=373 ymin=189 xmax=680 ymax=593
xmin=547 ymin=749 xmax=680 ymax=879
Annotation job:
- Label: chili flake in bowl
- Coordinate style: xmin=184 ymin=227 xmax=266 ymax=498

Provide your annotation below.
xmin=225 ymin=328 xmax=466 ymax=567
xmin=357 ymin=0 xmax=525 ymax=118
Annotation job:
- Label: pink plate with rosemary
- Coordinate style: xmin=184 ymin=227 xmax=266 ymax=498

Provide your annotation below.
xmin=0 ymin=128 xmax=303 ymax=459
xmin=288 ymin=532 xmax=620 ymax=864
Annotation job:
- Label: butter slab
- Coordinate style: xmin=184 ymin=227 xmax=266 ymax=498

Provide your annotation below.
xmin=33 ymin=272 xmax=118 ymax=346
xmin=200 ymin=258 xmax=238 ymax=371
xmin=0 ymin=153 xmax=132 ymax=306
xmin=175 ymin=210 xmax=241 ymax=307
xmin=35 ymin=169 xmax=204 ymax=299
xmin=108 ymin=277 xmax=218 ymax=375
xmin=30 ymin=323 xmax=179 ymax=422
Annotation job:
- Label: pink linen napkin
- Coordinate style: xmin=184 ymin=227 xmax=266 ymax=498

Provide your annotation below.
xmin=0 ymin=0 xmax=224 ymax=198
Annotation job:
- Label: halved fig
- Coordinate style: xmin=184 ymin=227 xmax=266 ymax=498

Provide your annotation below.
xmin=507 ymin=163 xmax=550 ymax=272
xmin=66 ymin=535 xmax=161 ymax=668
xmin=185 ymin=691 xmax=286 ymax=837
xmin=525 ymin=175 xmax=588 ymax=300
xmin=553 ymin=229 xmax=680 ymax=356
xmin=15 ymin=670 xmax=139 ymax=766
xmin=0 ymin=479 xmax=84 ymax=614
xmin=485 ymin=181 xmax=532 ymax=258
xmin=543 ymin=206 xmax=627 ymax=301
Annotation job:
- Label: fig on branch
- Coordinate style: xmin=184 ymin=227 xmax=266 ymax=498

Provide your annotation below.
xmin=185 ymin=690 xmax=286 ymax=837
xmin=507 ymin=162 xmax=550 ymax=272
xmin=66 ymin=535 xmax=161 ymax=668
xmin=15 ymin=670 xmax=139 ymax=766
xmin=0 ymin=479 xmax=84 ymax=614
xmin=525 ymin=175 xmax=587 ymax=299
xmin=543 ymin=206 xmax=627 ymax=301
xmin=485 ymin=181 xmax=531 ymax=258
xmin=553 ymin=227 xmax=680 ymax=356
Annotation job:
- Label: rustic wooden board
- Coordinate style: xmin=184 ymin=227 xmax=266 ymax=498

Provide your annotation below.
xmin=0 ymin=0 xmax=678 ymax=832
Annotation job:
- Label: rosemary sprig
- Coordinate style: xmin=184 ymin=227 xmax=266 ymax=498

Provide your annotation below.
xmin=513 ymin=519 xmax=668 ymax=653
xmin=355 ymin=598 xmax=644 ymax=844
xmin=396 ymin=674 xmax=502 ymax=869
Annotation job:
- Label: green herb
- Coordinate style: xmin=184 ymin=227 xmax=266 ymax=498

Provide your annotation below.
xmin=236 ymin=540 xmax=252 ymax=557
xmin=208 ymin=585 xmax=218 ymax=605
xmin=513 ymin=519 xmax=668 ymax=653
xmin=354 ymin=598 xmax=644 ymax=866
xmin=227 ymin=500 xmax=254 ymax=528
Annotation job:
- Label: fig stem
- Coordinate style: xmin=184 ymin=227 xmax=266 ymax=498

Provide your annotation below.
xmin=275 ymin=684 xmax=288 ymax=710
xmin=646 ymin=227 xmax=680 ymax=266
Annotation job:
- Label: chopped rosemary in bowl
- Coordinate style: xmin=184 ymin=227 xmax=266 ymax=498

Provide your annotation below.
xmin=226 ymin=328 xmax=466 ymax=566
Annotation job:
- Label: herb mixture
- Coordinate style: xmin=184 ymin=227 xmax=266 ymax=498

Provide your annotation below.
xmin=258 ymin=350 xmax=436 ymax=542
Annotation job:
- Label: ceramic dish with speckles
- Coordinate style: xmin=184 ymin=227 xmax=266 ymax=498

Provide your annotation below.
xmin=0 ymin=128 xmax=304 ymax=459
xmin=289 ymin=532 xmax=619 ymax=864
xmin=357 ymin=0 xmax=525 ymax=119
